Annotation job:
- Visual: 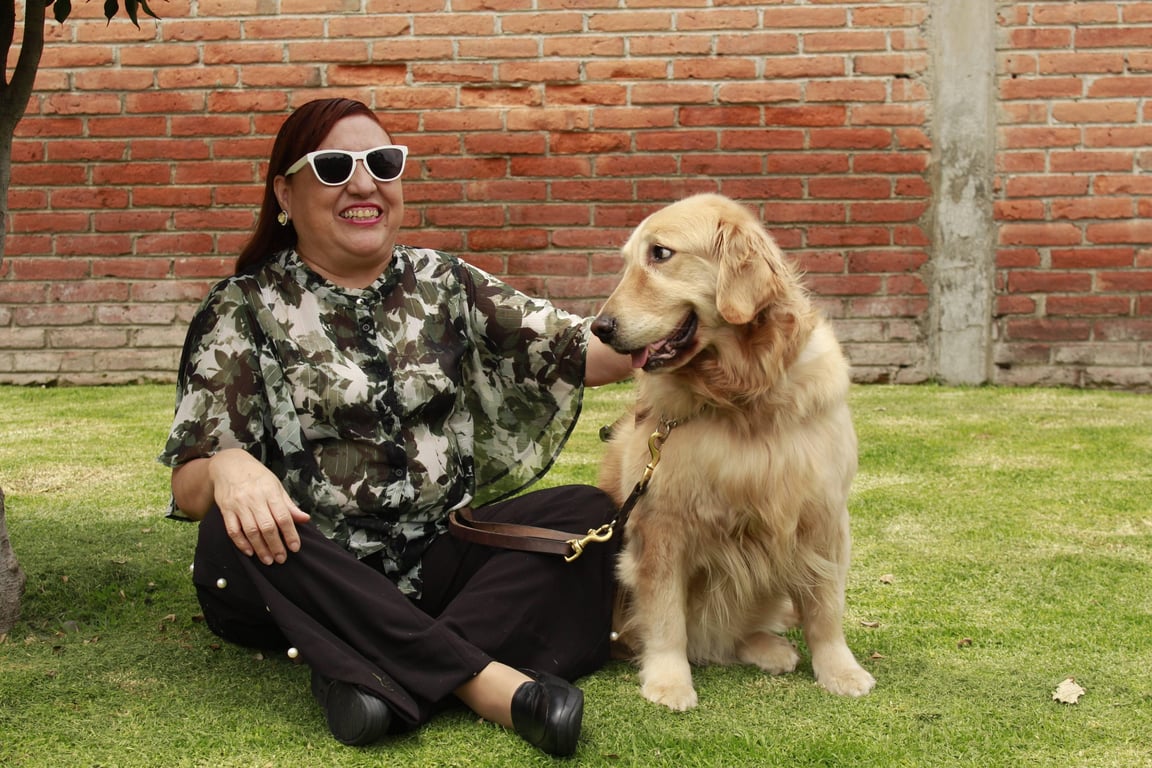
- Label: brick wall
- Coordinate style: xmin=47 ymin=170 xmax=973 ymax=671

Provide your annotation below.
xmin=995 ymin=1 xmax=1152 ymax=389
xmin=0 ymin=1 xmax=1148 ymax=390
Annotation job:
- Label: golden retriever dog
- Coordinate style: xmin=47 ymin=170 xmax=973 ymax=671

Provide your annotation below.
xmin=592 ymin=193 xmax=875 ymax=711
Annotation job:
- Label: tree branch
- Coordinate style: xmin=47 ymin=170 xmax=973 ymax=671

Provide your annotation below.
xmin=1 ymin=0 xmax=48 ymax=128
xmin=0 ymin=0 xmax=16 ymax=91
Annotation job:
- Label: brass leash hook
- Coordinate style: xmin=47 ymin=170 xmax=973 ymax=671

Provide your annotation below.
xmin=566 ymin=418 xmax=678 ymax=562
xmin=565 ymin=524 xmax=614 ymax=563
xmin=638 ymin=418 xmax=677 ymax=492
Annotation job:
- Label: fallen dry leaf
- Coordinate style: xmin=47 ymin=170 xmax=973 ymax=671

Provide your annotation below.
xmin=879 ymin=574 xmax=894 ymax=584
xmin=1052 ymin=677 xmax=1085 ymax=705
xmin=860 ymin=620 xmax=881 ymax=628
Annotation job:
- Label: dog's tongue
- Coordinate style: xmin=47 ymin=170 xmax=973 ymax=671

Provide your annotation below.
xmin=630 ymin=347 xmax=650 ymax=369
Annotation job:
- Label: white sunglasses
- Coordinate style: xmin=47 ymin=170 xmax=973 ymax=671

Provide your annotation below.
xmin=284 ymin=145 xmax=408 ymax=186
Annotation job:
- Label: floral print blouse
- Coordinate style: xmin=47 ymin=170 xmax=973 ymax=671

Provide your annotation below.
xmin=159 ymin=245 xmax=590 ymax=596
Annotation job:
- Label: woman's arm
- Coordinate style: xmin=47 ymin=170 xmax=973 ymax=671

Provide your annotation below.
xmin=172 ymin=449 xmax=310 ymax=565
xmin=584 ymin=335 xmax=634 ymax=387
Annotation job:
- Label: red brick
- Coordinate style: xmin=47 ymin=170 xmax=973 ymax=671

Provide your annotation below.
xmin=92 ymin=258 xmax=172 ymax=279
xmin=1113 ymin=173 xmax=1152 ymax=195
xmin=759 ymin=202 xmax=847 ymax=223
xmin=551 ymin=179 xmax=635 ymax=202
xmin=1087 ymin=221 xmax=1152 ymax=244
xmin=632 ymin=83 xmax=714 ymax=104
xmin=633 ymin=179 xmax=719 ymax=202
xmin=681 ymin=107 xmax=764 ymax=127
xmin=1076 ymin=27 xmax=1152 ymax=48
xmin=587 ymin=11 xmax=672 ymax=32
xmin=1051 ymin=248 xmax=1136 ymax=269
xmin=50 ymin=281 xmax=132 ymax=304
xmin=95 ymin=304 xmax=178 ymax=325
xmin=55 ymin=235 xmax=133 ymax=258
xmin=808 ymin=227 xmax=891 ymax=247
xmin=1088 ymin=76 xmax=1152 ymax=98
xmin=173 ymin=258 xmax=233 ymax=278
xmin=1052 ymin=101 xmax=1139 ymax=124
xmin=1050 ymin=151 xmax=1135 ymax=172
xmin=1010 ymin=28 xmax=1073 ymax=49
xmin=803 ymin=31 xmax=887 ymax=53
xmin=49 ymin=186 xmax=130 ymax=210
xmin=806 ymin=275 xmax=884 ymax=296
xmin=851 ymin=201 xmax=929 ymax=223
xmin=1051 ymin=198 xmax=1135 ymax=220
xmin=14 ymin=304 xmax=96 ymax=326
xmin=852 ymin=104 xmax=925 ymax=126
xmin=1000 ymin=126 xmax=1082 ymax=149
xmin=999 ymin=223 xmax=1084 ymax=246
xmin=87 ymin=116 xmax=170 ymax=137
xmin=10 ymin=212 xmax=92 ymax=234
xmin=722 ymin=178 xmax=805 ymax=203
xmin=1008 ymin=271 xmax=1093 ymax=293
xmin=809 ymin=177 xmax=891 ymax=199
xmin=847 ymin=297 xmax=929 ymax=319
xmin=997 ymin=151 xmax=1047 ymax=173
xmin=1094 ymin=318 xmax=1152 ymax=341
xmin=677 ymin=9 xmax=760 ymax=30
xmin=716 ymin=33 xmax=798 ymax=56
xmin=848 ymin=250 xmax=928 ymax=273
xmin=1005 ymin=318 xmax=1093 ymax=342
xmin=43 ymin=93 xmax=125 ymax=116
xmin=1098 ymin=270 xmax=1152 ymax=292
xmin=1001 ymin=77 xmax=1084 ymax=100
xmin=854 ymin=53 xmax=928 ymax=77
xmin=990 ymin=200 xmax=1046 ymax=221
xmin=996 ymin=295 xmax=1038 ymax=316
xmin=720 ymin=129 xmax=805 ymax=151
xmin=1038 ymin=52 xmax=1125 ymax=75
xmin=543 ymin=36 xmax=625 ymax=57
xmin=764 ymin=106 xmax=848 ymax=127
xmin=501 ymin=12 xmax=583 ymax=35
xmin=597 ymin=155 xmax=679 ymax=177
xmin=1048 ymin=296 xmax=1132 ymax=316
xmin=674 ymin=58 xmax=758 ymax=80
xmin=762 ymin=56 xmax=846 ymax=79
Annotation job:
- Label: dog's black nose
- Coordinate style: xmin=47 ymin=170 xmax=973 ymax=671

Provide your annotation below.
xmin=591 ymin=315 xmax=616 ymax=343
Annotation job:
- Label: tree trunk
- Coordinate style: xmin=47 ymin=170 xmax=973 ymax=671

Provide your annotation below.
xmin=0 ymin=487 xmax=26 ymax=636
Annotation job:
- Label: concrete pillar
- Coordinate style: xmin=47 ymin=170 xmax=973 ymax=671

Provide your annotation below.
xmin=927 ymin=0 xmax=997 ymax=385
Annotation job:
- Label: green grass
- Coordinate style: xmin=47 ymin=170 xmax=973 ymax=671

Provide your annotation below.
xmin=1 ymin=383 xmax=1150 ymax=767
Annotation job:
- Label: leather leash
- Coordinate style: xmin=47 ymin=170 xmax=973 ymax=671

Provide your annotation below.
xmin=448 ymin=418 xmax=677 ymax=562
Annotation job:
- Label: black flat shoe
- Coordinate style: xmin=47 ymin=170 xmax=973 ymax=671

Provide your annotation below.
xmin=310 ymin=668 xmax=392 ymax=746
xmin=510 ymin=670 xmax=584 ymax=757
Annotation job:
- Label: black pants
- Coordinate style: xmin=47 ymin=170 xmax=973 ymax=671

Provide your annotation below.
xmin=192 ymin=485 xmax=619 ymax=729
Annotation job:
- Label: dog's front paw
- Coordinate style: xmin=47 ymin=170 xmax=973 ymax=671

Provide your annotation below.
xmin=817 ymin=664 xmax=876 ymax=697
xmin=639 ymin=654 xmax=698 ymax=711
xmin=641 ymin=678 xmax=699 ymax=711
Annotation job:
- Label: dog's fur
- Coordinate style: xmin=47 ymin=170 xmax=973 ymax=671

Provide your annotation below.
xmin=593 ymin=193 xmax=875 ymax=711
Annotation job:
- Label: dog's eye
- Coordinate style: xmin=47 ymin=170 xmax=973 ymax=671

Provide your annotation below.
xmin=649 ymin=244 xmax=674 ymax=263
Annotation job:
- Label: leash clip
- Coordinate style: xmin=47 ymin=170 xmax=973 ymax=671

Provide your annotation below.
xmin=638 ymin=418 xmax=677 ymax=491
xmin=565 ymin=523 xmax=615 ymax=563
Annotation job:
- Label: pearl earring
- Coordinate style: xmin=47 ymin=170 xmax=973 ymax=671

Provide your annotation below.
xmin=277 ymin=210 xmax=289 ymax=226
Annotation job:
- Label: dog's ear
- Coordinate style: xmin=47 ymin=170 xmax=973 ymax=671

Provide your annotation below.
xmin=714 ymin=214 xmax=787 ymax=325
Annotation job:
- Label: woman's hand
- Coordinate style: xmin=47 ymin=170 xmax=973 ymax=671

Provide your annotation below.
xmin=172 ymin=449 xmax=310 ymax=565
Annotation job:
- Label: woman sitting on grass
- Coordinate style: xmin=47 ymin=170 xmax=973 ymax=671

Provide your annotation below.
xmin=159 ymin=97 xmax=631 ymax=757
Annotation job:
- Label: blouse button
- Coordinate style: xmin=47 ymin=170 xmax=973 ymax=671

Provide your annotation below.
xmin=392 ymin=468 xmax=404 ymax=478
xmin=360 ymin=321 xmax=372 ymax=333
